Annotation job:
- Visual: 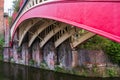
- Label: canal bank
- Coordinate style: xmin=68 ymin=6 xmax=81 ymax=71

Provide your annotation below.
xmin=2 ymin=36 xmax=120 ymax=77
xmin=0 ymin=61 xmax=120 ymax=80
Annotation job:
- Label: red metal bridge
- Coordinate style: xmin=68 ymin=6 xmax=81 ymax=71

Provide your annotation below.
xmin=6 ymin=0 xmax=120 ymax=68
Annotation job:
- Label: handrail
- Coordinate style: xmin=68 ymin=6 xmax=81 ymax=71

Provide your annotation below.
xmin=10 ymin=0 xmax=28 ymax=28
xmin=10 ymin=0 xmax=120 ymax=30
xmin=11 ymin=0 xmax=51 ymax=37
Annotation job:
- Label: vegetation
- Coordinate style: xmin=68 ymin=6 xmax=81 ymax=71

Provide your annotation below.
xmin=104 ymin=41 xmax=120 ymax=65
xmin=0 ymin=37 xmax=4 ymax=61
xmin=79 ymin=35 xmax=120 ymax=66
xmin=12 ymin=0 xmax=20 ymax=12
xmin=8 ymin=0 xmax=20 ymax=25
xmin=40 ymin=61 xmax=48 ymax=69
xmin=0 ymin=37 xmax=4 ymax=50
xmin=55 ymin=65 xmax=66 ymax=73
xmin=79 ymin=35 xmax=110 ymax=50
xmin=106 ymin=68 xmax=118 ymax=77
xmin=8 ymin=16 xmax=12 ymax=26
xmin=0 ymin=54 xmax=3 ymax=61
xmin=29 ymin=59 xmax=35 ymax=66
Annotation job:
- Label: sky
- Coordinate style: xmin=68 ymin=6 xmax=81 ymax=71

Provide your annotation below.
xmin=4 ymin=0 xmax=14 ymax=13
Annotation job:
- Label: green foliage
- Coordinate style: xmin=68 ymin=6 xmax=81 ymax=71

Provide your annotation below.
xmin=92 ymin=65 xmax=101 ymax=76
xmin=0 ymin=37 xmax=4 ymax=59
xmin=104 ymin=41 xmax=120 ymax=65
xmin=0 ymin=54 xmax=3 ymax=61
xmin=8 ymin=16 xmax=12 ymax=26
xmin=55 ymin=65 xmax=81 ymax=75
xmin=12 ymin=0 xmax=20 ymax=12
xmin=93 ymin=67 xmax=98 ymax=73
xmin=81 ymin=69 xmax=88 ymax=77
xmin=40 ymin=61 xmax=48 ymax=69
xmin=29 ymin=59 xmax=35 ymax=66
xmin=106 ymin=68 xmax=118 ymax=77
xmin=0 ymin=37 xmax=4 ymax=47
xmin=79 ymin=35 xmax=109 ymax=50
xmin=54 ymin=65 xmax=66 ymax=73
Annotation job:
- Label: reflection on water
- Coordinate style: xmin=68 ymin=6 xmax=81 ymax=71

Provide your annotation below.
xmin=0 ymin=61 xmax=119 ymax=80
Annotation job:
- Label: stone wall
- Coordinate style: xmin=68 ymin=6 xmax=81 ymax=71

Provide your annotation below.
xmin=43 ymin=40 xmax=56 ymax=69
xmin=77 ymin=50 xmax=109 ymax=68
xmin=32 ymin=41 xmax=42 ymax=67
xmin=57 ymin=40 xmax=72 ymax=68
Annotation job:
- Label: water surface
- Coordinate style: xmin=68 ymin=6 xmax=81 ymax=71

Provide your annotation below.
xmin=0 ymin=61 xmax=118 ymax=80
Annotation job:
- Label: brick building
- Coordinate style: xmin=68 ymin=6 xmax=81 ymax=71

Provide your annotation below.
xmin=0 ymin=0 xmax=4 ymax=36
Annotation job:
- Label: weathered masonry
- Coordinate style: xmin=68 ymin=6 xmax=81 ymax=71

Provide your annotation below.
xmin=3 ymin=0 xmax=120 ymax=70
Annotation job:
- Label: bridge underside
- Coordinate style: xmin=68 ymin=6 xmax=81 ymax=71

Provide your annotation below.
xmin=11 ymin=18 xmax=96 ymax=68
xmin=9 ymin=0 xmax=120 ymax=69
xmin=18 ymin=18 xmax=95 ymax=48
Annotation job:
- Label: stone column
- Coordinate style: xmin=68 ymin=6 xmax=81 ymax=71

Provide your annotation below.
xmin=25 ymin=49 xmax=29 ymax=65
xmin=21 ymin=43 xmax=29 ymax=65
xmin=43 ymin=41 xmax=56 ymax=70
xmin=72 ymin=50 xmax=79 ymax=67
xmin=32 ymin=41 xmax=42 ymax=67
xmin=12 ymin=44 xmax=19 ymax=63
xmin=70 ymin=43 xmax=79 ymax=67
xmin=57 ymin=41 xmax=72 ymax=68
xmin=3 ymin=47 xmax=10 ymax=62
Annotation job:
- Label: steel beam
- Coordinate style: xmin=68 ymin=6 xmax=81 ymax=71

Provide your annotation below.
xmin=40 ymin=23 xmax=67 ymax=48
xmin=28 ymin=20 xmax=56 ymax=47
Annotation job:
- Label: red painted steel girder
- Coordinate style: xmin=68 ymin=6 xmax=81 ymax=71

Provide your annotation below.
xmin=12 ymin=0 xmax=120 ymax=43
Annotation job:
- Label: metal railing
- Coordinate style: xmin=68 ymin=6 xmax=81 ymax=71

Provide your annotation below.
xmin=10 ymin=0 xmax=51 ymax=38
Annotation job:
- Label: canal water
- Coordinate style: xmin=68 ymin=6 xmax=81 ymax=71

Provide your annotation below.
xmin=0 ymin=61 xmax=118 ymax=80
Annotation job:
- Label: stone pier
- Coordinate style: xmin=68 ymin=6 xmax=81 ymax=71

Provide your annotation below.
xmin=21 ymin=43 xmax=29 ymax=65
xmin=32 ymin=41 xmax=42 ymax=67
